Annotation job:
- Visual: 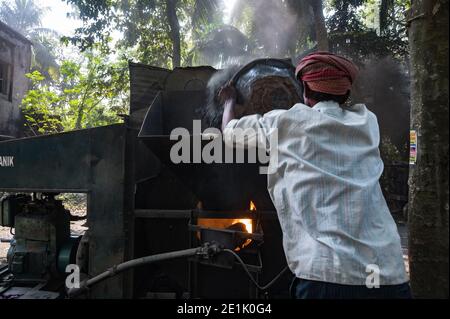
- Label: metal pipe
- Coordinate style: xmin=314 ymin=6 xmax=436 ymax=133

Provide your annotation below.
xmin=68 ymin=243 xmax=287 ymax=298
xmin=68 ymin=244 xmax=219 ymax=298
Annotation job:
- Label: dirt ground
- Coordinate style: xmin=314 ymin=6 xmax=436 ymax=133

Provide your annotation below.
xmin=0 ymin=227 xmax=12 ymax=265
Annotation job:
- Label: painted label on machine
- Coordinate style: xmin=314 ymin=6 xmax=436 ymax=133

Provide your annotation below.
xmin=0 ymin=156 xmax=14 ymax=167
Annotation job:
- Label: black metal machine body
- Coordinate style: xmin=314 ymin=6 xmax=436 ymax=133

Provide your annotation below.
xmin=0 ymin=125 xmax=136 ymax=298
xmin=0 ymin=62 xmax=292 ymax=299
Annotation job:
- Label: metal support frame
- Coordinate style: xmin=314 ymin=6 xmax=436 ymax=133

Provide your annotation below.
xmin=0 ymin=124 xmax=136 ymax=298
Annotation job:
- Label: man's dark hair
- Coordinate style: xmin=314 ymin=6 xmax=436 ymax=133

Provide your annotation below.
xmin=304 ymin=84 xmax=350 ymax=105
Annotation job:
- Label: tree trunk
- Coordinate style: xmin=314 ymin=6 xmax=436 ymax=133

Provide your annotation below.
xmin=166 ymin=0 xmax=181 ymax=68
xmin=310 ymin=0 xmax=329 ymax=51
xmin=75 ymin=106 xmax=84 ymax=130
xmin=407 ymin=0 xmax=449 ymax=298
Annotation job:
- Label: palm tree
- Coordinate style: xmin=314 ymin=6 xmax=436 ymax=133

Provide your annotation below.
xmin=0 ymin=0 xmax=59 ymax=81
xmin=187 ymin=0 xmax=252 ymax=67
xmin=0 ymin=0 xmax=44 ymax=34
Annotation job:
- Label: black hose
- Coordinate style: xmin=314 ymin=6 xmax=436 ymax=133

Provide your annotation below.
xmin=68 ymin=246 xmax=206 ymax=298
xmin=223 ymin=249 xmax=289 ymax=291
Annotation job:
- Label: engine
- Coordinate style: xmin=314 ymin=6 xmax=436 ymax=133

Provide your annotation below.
xmin=1 ymin=194 xmax=79 ymax=285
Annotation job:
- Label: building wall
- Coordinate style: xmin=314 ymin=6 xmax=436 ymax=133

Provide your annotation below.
xmin=0 ymin=23 xmax=32 ymax=137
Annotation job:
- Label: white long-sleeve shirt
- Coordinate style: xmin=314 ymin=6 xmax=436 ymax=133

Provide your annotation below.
xmin=223 ymin=101 xmax=408 ymax=285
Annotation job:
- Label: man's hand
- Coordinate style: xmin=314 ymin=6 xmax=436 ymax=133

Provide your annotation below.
xmin=218 ymin=82 xmax=237 ymax=105
xmin=219 ymin=83 xmax=237 ymax=131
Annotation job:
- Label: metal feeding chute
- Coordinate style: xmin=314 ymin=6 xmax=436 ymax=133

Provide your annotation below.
xmin=138 ymin=60 xmax=302 ymax=211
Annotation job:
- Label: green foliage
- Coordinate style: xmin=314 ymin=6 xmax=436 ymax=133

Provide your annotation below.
xmin=184 ymin=0 xmax=224 ymax=65
xmin=63 ymin=0 xmax=224 ymax=68
xmin=378 ymin=0 xmax=410 ymax=57
xmin=21 ymin=50 xmax=129 ymax=135
xmin=228 ymin=0 xmax=407 ymax=61
xmin=189 ymin=0 xmax=222 ymax=40
xmin=21 ymin=71 xmax=62 ymax=134
xmin=8 ymin=0 xmax=413 ymax=136
xmin=326 ymin=0 xmax=410 ymax=59
xmin=30 ymin=31 xmax=61 ymax=81
xmin=326 ymin=0 xmax=367 ymax=33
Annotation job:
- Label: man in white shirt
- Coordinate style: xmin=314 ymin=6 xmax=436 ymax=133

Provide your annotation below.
xmin=220 ymin=52 xmax=411 ymax=299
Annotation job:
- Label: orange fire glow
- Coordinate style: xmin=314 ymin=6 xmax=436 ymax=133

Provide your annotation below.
xmin=235 ymin=201 xmax=257 ymax=234
xmin=235 ymin=201 xmax=257 ymax=250
xmin=197 ymin=201 xmax=256 ymax=234
xmin=197 ymin=201 xmax=257 ymax=250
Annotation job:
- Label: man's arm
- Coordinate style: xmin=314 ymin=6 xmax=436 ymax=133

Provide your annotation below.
xmin=218 ymin=83 xmax=285 ymax=150
xmin=219 ymin=84 xmax=265 ymax=149
xmin=222 ymin=99 xmax=236 ymax=132
xmin=218 ymin=83 xmax=237 ymax=131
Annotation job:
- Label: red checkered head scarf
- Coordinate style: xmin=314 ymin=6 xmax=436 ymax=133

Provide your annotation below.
xmin=295 ymin=51 xmax=359 ymax=96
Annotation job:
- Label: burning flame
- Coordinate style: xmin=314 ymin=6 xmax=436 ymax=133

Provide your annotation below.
xmin=234 ymin=201 xmax=257 ymax=250
xmin=197 ymin=201 xmax=256 ymax=233
xmin=238 ymin=219 xmax=253 ymax=234
xmin=235 ymin=201 xmax=256 ymax=234
xmin=197 ymin=201 xmax=257 ymax=250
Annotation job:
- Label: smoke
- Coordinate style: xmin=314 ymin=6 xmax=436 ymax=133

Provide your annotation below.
xmin=201 ymin=65 xmax=241 ymax=128
xmin=199 ymin=0 xmax=306 ymax=127
xmin=243 ymin=0 xmax=300 ymax=58
xmin=199 ymin=2 xmax=411 ymax=159
xmin=195 ymin=0 xmax=306 ymax=68
xmin=352 ymin=56 xmax=410 ymax=159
